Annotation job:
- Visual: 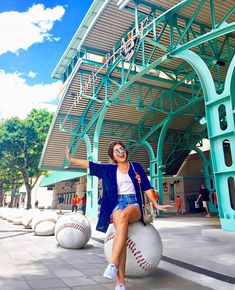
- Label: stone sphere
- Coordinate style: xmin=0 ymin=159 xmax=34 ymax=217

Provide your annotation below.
xmin=55 ymin=213 xmax=91 ymax=249
xmin=104 ymin=222 xmax=163 ymax=277
xmin=32 ymin=210 xmax=58 ymax=236
xmin=12 ymin=209 xmax=26 ymax=225
xmin=6 ymin=209 xmax=17 ymax=221
xmin=0 ymin=207 xmax=7 ymax=218
xmin=1 ymin=208 xmax=12 ymax=219
xmin=22 ymin=209 xmax=40 ymax=229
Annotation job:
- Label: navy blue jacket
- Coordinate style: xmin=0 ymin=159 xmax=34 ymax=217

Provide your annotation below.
xmin=89 ymin=161 xmax=152 ymax=233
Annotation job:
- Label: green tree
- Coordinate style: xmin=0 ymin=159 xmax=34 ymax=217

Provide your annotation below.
xmin=0 ymin=109 xmax=53 ymax=209
xmin=0 ymin=151 xmax=23 ymax=207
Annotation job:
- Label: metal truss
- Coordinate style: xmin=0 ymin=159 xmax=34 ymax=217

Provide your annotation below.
xmin=59 ymin=0 xmax=234 ymax=174
xmin=61 ymin=0 xmax=234 ymax=146
xmin=60 ymin=0 xmax=235 ymax=84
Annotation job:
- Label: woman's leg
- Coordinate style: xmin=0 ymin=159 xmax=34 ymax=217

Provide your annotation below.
xmin=116 ymin=242 xmax=127 ymax=285
xmin=112 ymin=205 xmax=141 ymax=283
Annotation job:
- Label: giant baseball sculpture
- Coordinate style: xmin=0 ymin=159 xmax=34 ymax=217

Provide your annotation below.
xmin=12 ymin=209 xmax=26 ymax=225
xmin=55 ymin=213 xmax=91 ymax=249
xmin=22 ymin=209 xmax=40 ymax=229
xmin=104 ymin=222 xmax=163 ymax=277
xmin=32 ymin=210 xmax=58 ymax=236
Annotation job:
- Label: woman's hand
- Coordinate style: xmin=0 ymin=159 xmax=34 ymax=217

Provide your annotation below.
xmin=65 ymin=146 xmax=71 ymax=162
xmin=65 ymin=147 xmax=89 ymax=168
xmin=156 ymin=204 xmax=173 ymax=211
xmin=145 ymin=189 xmax=173 ymax=211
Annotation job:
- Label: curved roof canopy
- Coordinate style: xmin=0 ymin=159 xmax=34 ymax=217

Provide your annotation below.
xmin=40 ymin=171 xmax=86 ymax=187
xmin=39 ymin=0 xmax=235 ymax=174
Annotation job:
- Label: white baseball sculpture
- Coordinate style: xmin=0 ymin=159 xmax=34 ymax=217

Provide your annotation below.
xmin=6 ymin=209 xmax=15 ymax=222
xmin=1 ymin=208 xmax=12 ymax=220
xmin=12 ymin=209 xmax=26 ymax=225
xmin=32 ymin=211 xmax=58 ymax=236
xmin=0 ymin=207 xmax=7 ymax=218
xmin=55 ymin=213 xmax=91 ymax=249
xmin=22 ymin=209 xmax=40 ymax=229
xmin=104 ymin=222 xmax=163 ymax=277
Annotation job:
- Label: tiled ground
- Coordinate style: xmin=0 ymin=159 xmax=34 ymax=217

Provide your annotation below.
xmin=0 ymin=213 xmax=234 ymax=290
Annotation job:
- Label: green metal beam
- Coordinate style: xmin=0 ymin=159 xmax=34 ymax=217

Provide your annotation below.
xmin=172 ymin=22 xmax=235 ymax=55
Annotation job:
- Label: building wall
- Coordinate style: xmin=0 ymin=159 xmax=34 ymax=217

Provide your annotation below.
xmin=52 ymin=176 xmax=87 ymax=210
xmin=17 ymin=176 xmax=54 ymax=209
xmin=163 ymin=149 xmax=217 ymax=214
xmin=161 ymin=177 xmax=185 ymax=213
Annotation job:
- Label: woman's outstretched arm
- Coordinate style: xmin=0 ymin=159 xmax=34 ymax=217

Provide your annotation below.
xmin=65 ymin=147 xmax=89 ymax=168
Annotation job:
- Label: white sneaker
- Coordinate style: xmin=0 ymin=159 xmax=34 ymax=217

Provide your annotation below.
xmin=103 ymin=263 xmax=118 ymax=280
xmin=115 ymin=284 xmax=126 ymax=290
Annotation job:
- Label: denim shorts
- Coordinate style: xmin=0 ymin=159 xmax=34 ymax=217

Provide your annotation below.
xmin=112 ymin=194 xmax=139 ymax=214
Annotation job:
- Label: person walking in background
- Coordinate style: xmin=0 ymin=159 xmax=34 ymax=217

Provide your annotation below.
xmin=81 ymin=193 xmax=86 ymax=215
xmin=34 ymin=200 xmax=39 ymax=208
xmin=196 ymin=184 xmax=211 ymax=218
xmin=213 ymin=189 xmax=219 ymax=217
xmin=58 ymin=194 xmax=65 ymax=213
xmin=175 ymin=195 xmax=183 ymax=215
xmin=213 ymin=190 xmax=218 ymax=209
xmin=71 ymin=194 xmax=79 ymax=212
xmin=65 ymin=141 xmax=171 ymax=290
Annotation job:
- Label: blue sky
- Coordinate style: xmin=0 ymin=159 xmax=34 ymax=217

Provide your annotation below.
xmin=0 ymin=0 xmax=93 ymax=119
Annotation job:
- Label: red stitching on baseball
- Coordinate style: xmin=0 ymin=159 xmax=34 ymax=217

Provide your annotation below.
xmin=56 ymin=223 xmax=89 ymax=241
xmin=105 ymin=232 xmax=157 ymax=272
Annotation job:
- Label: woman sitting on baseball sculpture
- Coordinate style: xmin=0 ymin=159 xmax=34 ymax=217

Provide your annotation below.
xmin=65 ymin=141 xmax=171 ymax=290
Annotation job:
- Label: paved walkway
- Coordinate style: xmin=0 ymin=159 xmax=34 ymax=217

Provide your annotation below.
xmin=0 ymin=212 xmax=235 ymax=290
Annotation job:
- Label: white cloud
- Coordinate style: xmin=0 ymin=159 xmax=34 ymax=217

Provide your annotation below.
xmin=0 ymin=70 xmax=62 ymax=119
xmin=0 ymin=4 xmax=65 ymax=55
xmin=28 ymin=71 xmax=37 ymax=78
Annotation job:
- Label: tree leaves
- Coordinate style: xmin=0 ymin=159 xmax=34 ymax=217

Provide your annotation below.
xmin=0 ymin=109 xmax=53 ymax=208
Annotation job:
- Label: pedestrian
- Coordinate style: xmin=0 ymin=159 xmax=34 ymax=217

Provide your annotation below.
xmin=3 ymin=194 xmax=7 ymax=207
xmin=196 ymin=184 xmax=211 ymax=217
xmin=65 ymin=141 xmax=171 ymax=290
xmin=213 ymin=190 xmax=218 ymax=208
xmin=71 ymin=194 xmax=79 ymax=212
xmin=81 ymin=193 xmax=86 ymax=214
xmin=34 ymin=200 xmax=39 ymax=208
xmin=175 ymin=195 xmax=183 ymax=215
xmin=213 ymin=189 xmax=219 ymax=217
xmin=58 ymin=194 xmax=65 ymax=213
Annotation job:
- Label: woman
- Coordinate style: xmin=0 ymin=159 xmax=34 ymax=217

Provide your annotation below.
xmin=65 ymin=141 xmax=171 ymax=290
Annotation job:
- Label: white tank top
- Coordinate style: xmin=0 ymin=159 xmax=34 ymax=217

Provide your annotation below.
xmin=117 ymin=169 xmax=136 ymax=195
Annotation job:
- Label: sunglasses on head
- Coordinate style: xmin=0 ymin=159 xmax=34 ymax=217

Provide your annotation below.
xmin=114 ymin=146 xmax=126 ymax=156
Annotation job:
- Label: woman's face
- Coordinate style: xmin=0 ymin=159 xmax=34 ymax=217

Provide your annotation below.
xmin=113 ymin=144 xmax=127 ymax=163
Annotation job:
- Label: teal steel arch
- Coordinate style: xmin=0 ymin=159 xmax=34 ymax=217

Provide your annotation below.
xmin=141 ymin=140 xmax=155 ymax=187
xmin=53 ymin=0 xmax=235 ymax=231
xmin=83 ymin=134 xmax=93 ymax=217
xmin=66 ymin=134 xmax=95 ymax=217
xmin=190 ymin=145 xmax=217 ymax=214
xmin=175 ymin=50 xmax=235 ymax=231
xmin=189 ymin=146 xmax=212 ymax=190
xmin=88 ymin=98 xmax=111 ymax=218
xmin=156 ymin=117 xmax=173 ymax=205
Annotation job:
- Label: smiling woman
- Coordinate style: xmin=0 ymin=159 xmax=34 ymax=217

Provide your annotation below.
xmin=65 ymin=141 xmax=171 ymax=290
xmin=108 ymin=141 xmax=128 ymax=163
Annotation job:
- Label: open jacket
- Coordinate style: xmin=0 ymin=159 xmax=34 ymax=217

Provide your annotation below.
xmin=89 ymin=161 xmax=152 ymax=233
